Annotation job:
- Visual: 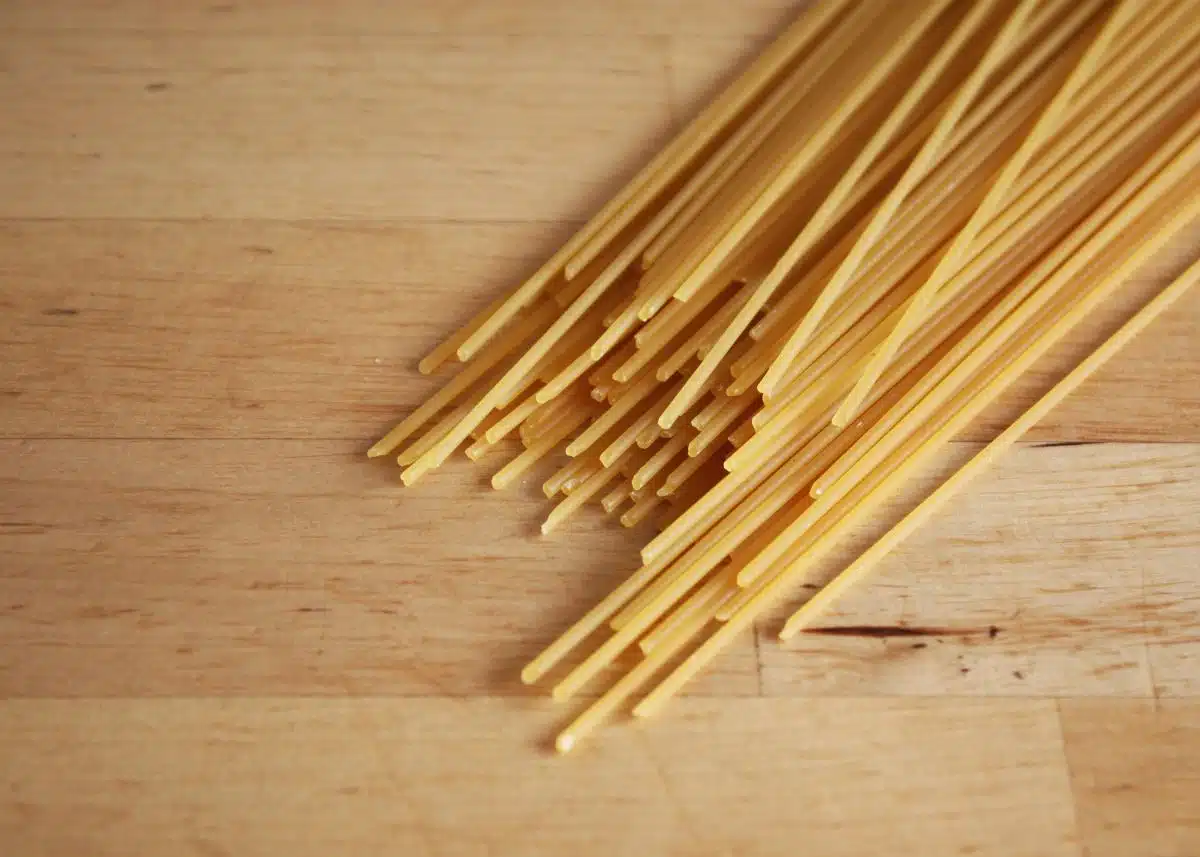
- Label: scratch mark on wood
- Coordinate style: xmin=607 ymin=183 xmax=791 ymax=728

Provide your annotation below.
xmin=804 ymin=625 xmax=996 ymax=639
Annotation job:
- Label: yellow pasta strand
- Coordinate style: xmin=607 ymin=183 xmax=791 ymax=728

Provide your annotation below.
xmin=780 ymin=251 xmax=1200 ymax=639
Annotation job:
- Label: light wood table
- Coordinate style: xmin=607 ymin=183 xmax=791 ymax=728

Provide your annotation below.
xmin=1 ymin=2 xmax=1197 ymax=855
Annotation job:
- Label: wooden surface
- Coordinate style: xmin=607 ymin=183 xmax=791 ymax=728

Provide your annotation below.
xmin=1 ymin=2 xmax=1197 ymax=855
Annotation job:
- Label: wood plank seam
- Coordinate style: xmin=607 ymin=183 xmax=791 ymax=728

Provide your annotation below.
xmin=1052 ymin=698 xmax=1089 ymax=857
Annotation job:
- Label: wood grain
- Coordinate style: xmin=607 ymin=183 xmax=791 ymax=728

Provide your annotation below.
xmin=1 ymin=0 xmax=1199 ymax=853
xmin=0 ymin=219 xmax=568 ymax=440
xmin=0 ymin=439 xmax=758 ymax=699
xmin=0 ymin=32 xmax=678 ymax=221
xmin=3 ymin=220 xmax=1198 ymax=441
xmin=1060 ymin=700 xmax=1200 ymax=857
xmin=0 ymin=697 xmax=1080 ymax=857
xmin=0 ymin=0 xmax=799 ymax=37
xmin=757 ymin=444 xmax=1200 ymax=699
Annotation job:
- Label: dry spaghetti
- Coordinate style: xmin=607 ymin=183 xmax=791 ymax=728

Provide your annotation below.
xmin=369 ymin=0 xmax=1200 ymax=752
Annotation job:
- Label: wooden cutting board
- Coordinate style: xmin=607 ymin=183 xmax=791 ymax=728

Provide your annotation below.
xmin=0 ymin=2 xmax=1196 ymax=855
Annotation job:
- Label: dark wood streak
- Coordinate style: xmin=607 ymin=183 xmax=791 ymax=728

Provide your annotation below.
xmin=804 ymin=625 xmax=994 ymax=639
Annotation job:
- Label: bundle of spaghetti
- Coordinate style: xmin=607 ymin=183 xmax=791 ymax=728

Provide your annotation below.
xmin=367 ymin=0 xmax=1200 ymax=752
